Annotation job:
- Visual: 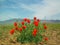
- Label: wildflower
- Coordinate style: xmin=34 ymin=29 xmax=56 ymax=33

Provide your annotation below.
xmin=27 ymin=19 xmax=30 ymax=23
xmin=33 ymin=28 xmax=37 ymax=33
xmin=24 ymin=18 xmax=27 ymax=22
xmin=19 ymin=27 xmax=23 ymax=32
xmin=21 ymin=21 xmax=24 ymax=25
xmin=37 ymin=19 xmax=40 ymax=22
xmin=14 ymin=22 xmax=17 ymax=26
xmin=34 ymin=21 xmax=39 ymax=26
xmin=10 ymin=29 xmax=15 ymax=35
xmin=22 ymin=25 xmax=26 ymax=29
xmin=34 ymin=17 xmax=37 ymax=20
xmin=44 ymin=25 xmax=47 ymax=29
xmin=32 ymin=31 xmax=36 ymax=37
xmin=15 ymin=26 xmax=19 ymax=30
xmin=44 ymin=37 xmax=48 ymax=41
xmin=32 ymin=29 xmax=37 ymax=36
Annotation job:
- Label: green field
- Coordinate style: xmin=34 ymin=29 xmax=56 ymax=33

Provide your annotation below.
xmin=0 ymin=23 xmax=60 ymax=45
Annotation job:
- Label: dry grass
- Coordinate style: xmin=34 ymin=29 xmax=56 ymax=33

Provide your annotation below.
xmin=0 ymin=23 xmax=60 ymax=45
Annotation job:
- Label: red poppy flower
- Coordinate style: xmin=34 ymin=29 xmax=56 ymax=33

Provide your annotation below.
xmin=15 ymin=26 xmax=19 ymax=30
xmin=32 ymin=29 xmax=37 ymax=36
xmin=33 ymin=28 xmax=37 ymax=33
xmin=19 ymin=27 xmax=23 ymax=32
xmin=14 ymin=22 xmax=17 ymax=26
xmin=34 ymin=21 xmax=39 ymax=26
xmin=10 ymin=29 xmax=15 ymax=35
xmin=24 ymin=18 xmax=27 ymax=21
xmin=37 ymin=19 xmax=40 ymax=22
xmin=21 ymin=21 xmax=24 ymax=25
xmin=44 ymin=37 xmax=48 ymax=41
xmin=34 ymin=17 xmax=37 ymax=20
xmin=44 ymin=25 xmax=47 ymax=29
xmin=32 ymin=31 xmax=37 ymax=37
xmin=22 ymin=25 xmax=26 ymax=29
xmin=27 ymin=19 xmax=30 ymax=23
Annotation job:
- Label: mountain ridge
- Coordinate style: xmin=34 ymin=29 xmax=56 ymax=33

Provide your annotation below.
xmin=0 ymin=18 xmax=60 ymax=24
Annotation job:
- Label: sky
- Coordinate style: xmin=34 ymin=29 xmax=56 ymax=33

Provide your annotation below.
xmin=0 ymin=0 xmax=60 ymax=21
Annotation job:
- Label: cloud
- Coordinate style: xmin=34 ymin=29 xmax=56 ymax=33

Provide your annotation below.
xmin=0 ymin=0 xmax=60 ymax=20
xmin=0 ymin=12 xmax=19 ymax=21
xmin=20 ymin=0 xmax=60 ymax=19
xmin=0 ymin=0 xmax=6 ymax=2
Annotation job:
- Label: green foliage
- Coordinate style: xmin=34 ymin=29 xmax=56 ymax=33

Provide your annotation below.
xmin=17 ymin=22 xmax=44 ymax=44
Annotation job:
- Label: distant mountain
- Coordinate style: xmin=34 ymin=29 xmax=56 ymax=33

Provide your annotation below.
xmin=0 ymin=18 xmax=23 ymax=24
xmin=45 ymin=14 xmax=60 ymax=20
xmin=43 ymin=20 xmax=60 ymax=23
xmin=0 ymin=18 xmax=60 ymax=24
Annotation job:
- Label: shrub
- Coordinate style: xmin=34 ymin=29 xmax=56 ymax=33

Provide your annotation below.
xmin=9 ymin=17 xmax=48 ymax=44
